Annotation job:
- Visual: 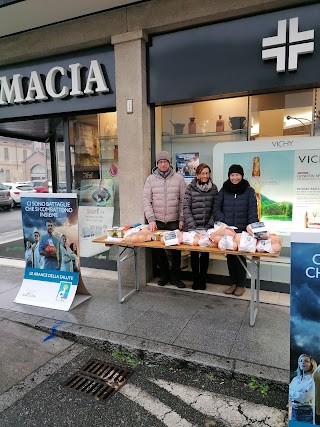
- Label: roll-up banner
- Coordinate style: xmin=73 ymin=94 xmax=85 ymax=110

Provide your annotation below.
xmin=289 ymin=231 xmax=320 ymax=426
xmin=15 ymin=193 xmax=91 ymax=311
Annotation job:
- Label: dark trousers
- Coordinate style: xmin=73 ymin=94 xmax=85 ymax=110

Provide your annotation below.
xmin=227 ymin=254 xmax=247 ymax=287
xmin=190 ymin=251 xmax=209 ymax=285
xmin=154 ymin=220 xmax=181 ymax=282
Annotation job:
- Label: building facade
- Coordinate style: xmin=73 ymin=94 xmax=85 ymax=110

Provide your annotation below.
xmin=0 ymin=0 xmax=319 ymax=285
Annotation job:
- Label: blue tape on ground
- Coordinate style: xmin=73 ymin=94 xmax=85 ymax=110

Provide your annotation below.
xmin=43 ymin=320 xmax=65 ymax=342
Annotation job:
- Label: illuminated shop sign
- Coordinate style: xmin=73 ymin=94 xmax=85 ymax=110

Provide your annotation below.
xmin=0 ymin=59 xmax=109 ymax=106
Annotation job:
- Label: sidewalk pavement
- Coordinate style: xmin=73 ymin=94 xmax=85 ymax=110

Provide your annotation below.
xmin=0 ymin=258 xmax=290 ymax=388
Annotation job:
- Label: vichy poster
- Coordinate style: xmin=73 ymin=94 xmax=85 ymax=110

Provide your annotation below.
xmin=213 ymin=137 xmax=320 ymax=247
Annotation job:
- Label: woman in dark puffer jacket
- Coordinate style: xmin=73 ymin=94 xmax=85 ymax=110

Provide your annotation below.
xmin=183 ymin=163 xmax=218 ymax=290
xmin=213 ymin=164 xmax=258 ymax=296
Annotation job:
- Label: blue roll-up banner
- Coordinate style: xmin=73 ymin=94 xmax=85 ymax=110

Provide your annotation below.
xmin=15 ymin=193 xmax=91 ymax=311
xmin=289 ymin=232 xmax=320 ymax=425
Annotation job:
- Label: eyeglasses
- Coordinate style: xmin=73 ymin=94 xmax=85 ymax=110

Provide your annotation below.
xmin=200 ymin=172 xmax=210 ymax=176
xmin=158 ymin=160 xmax=169 ymax=165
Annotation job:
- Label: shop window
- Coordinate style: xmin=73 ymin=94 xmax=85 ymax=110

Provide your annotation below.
xmin=155 ymin=89 xmax=319 ymax=287
xmin=250 ymin=90 xmax=314 ymax=139
xmin=156 ymin=97 xmax=249 ymax=177
xmin=4 ymin=147 xmax=9 ymax=160
xmin=68 ymin=112 xmax=119 ymax=267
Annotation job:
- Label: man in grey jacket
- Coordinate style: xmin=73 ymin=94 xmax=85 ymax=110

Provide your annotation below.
xmin=143 ymin=151 xmax=186 ymax=288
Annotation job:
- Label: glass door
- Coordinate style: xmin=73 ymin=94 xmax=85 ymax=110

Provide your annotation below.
xmin=68 ymin=112 xmax=119 ymax=271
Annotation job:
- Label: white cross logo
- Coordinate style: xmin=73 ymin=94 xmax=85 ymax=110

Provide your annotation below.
xmin=262 ymin=17 xmax=314 ymax=72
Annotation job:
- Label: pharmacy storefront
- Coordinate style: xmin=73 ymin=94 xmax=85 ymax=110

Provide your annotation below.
xmin=148 ymin=6 xmax=320 ymax=424
xmin=148 ymin=2 xmax=320 ymax=289
xmin=0 ymin=46 xmax=120 ymax=269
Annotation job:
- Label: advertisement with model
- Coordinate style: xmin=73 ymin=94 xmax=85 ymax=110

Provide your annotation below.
xmin=15 ymin=193 xmax=90 ymax=311
xmin=289 ymin=232 xmax=320 ymax=426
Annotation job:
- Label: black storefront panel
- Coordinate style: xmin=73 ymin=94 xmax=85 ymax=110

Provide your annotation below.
xmin=149 ymin=3 xmax=320 ymax=103
xmin=0 ymin=46 xmax=116 ymax=120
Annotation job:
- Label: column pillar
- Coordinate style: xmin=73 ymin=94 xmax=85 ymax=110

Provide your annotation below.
xmin=112 ymin=30 xmax=152 ymax=285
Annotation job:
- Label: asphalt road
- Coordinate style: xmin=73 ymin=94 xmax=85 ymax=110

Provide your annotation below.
xmin=0 ymin=208 xmax=22 ymax=243
xmin=0 ymin=332 xmax=288 ymax=427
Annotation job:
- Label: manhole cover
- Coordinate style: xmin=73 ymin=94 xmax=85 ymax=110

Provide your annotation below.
xmin=62 ymin=358 xmax=133 ymax=402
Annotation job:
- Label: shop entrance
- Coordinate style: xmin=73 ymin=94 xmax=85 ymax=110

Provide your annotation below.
xmin=0 ymin=111 xmax=119 ymax=271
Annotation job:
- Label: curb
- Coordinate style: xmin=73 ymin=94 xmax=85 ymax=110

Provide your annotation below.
xmin=10 ymin=312 xmax=289 ymax=393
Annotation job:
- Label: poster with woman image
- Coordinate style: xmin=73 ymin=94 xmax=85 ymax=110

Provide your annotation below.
xmin=78 ymin=176 xmax=116 ymax=257
xmin=15 ymin=193 xmax=90 ymax=311
xmin=224 ymin=150 xmax=294 ymax=234
xmin=289 ymin=232 xmax=320 ymax=426
xmin=213 ymin=137 xmax=320 ymax=246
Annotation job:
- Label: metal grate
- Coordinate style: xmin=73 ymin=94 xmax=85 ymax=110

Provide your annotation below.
xmin=62 ymin=358 xmax=133 ymax=402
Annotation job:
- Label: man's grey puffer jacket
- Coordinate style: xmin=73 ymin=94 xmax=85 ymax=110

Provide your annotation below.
xmin=143 ymin=167 xmax=186 ymax=224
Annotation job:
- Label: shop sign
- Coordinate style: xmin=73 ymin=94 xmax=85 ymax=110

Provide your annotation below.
xmin=0 ymin=59 xmax=109 ymax=106
xmin=0 ymin=46 xmax=115 ymax=119
xmin=262 ymin=17 xmax=314 ymax=73
xmin=148 ymin=3 xmax=320 ymax=103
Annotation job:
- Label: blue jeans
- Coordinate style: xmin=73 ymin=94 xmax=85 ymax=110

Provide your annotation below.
xmin=291 ymin=406 xmax=313 ymax=423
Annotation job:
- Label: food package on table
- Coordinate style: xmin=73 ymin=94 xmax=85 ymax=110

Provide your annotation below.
xmin=154 ymin=231 xmax=164 ymax=241
xmin=209 ymin=222 xmax=237 ymax=241
xmin=217 ymin=235 xmax=237 ymax=251
xmin=246 ymin=222 xmax=269 ymax=240
xmin=198 ymin=234 xmax=217 ymax=247
xmin=237 ymin=231 xmax=257 ymax=253
xmin=161 ymin=230 xmax=183 ymax=246
xmin=107 ymin=226 xmax=124 ymax=238
xmin=182 ymin=231 xmax=201 ymax=246
xmin=256 ymin=238 xmax=281 ymax=254
xmin=124 ymin=226 xmax=152 ymax=243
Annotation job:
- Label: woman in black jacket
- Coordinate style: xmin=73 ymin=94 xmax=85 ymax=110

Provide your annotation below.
xmin=213 ymin=164 xmax=258 ymax=296
xmin=183 ymin=163 xmax=218 ymax=290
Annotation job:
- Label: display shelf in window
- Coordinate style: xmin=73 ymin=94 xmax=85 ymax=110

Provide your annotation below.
xmin=99 ymin=136 xmax=118 ymax=160
xmin=162 ymin=129 xmax=247 ymax=139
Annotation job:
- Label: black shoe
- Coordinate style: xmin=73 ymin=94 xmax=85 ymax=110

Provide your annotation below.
xmin=171 ymin=280 xmax=186 ymax=289
xmin=198 ymin=282 xmax=207 ymax=290
xmin=192 ymin=282 xmax=200 ymax=290
xmin=158 ymin=277 xmax=170 ymax=286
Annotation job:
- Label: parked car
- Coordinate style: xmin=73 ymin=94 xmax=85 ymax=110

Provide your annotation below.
xmin=3 ymin=182 xmax=36 ymax=207
xmin=0 ymin=183 xmax=14 ymax=210
xmin=32 ymin=181 xmax=66 ymax=193
xmin=16 ymin=180 xmax=49 ymax=192
xmin=32 ymin=180 xmax=49 ymax=193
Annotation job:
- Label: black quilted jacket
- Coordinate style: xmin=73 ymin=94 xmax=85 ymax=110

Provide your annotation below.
xmin=183 ymin=178 xmax=218 ymax=231
xmin=213 ymin=179 xmax=258 ymax=232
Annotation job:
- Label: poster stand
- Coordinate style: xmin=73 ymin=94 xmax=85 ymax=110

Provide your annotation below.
xmin=14 ymin=193 xmax=91 ymax=312
xmin=289 ymin=231 xmax=320 ymax=426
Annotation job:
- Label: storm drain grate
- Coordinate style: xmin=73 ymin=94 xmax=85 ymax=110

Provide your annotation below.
xmin=62 ymin=358 xmax=133 ymax=402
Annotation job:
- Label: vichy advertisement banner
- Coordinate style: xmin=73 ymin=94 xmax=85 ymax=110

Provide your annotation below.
xmin=213 ymin=137 xmax=320 ymax=247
